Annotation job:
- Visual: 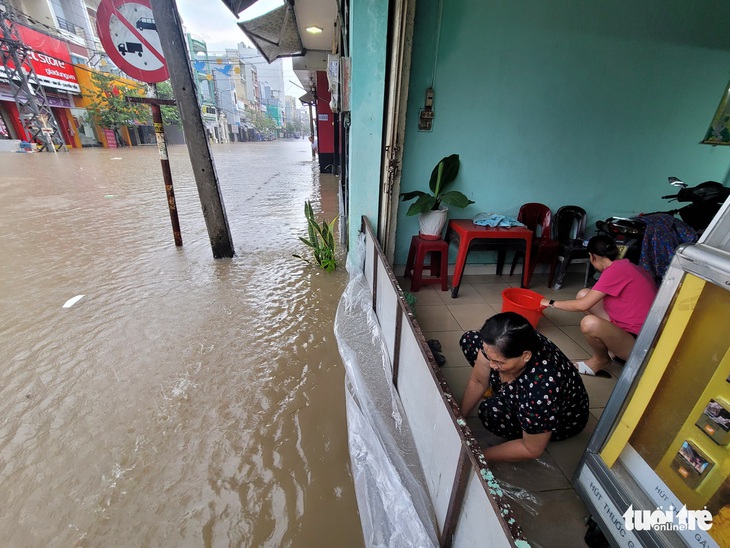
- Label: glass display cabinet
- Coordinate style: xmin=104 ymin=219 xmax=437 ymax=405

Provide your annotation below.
xmin=575 ymin=201 xmax=730 ymax=548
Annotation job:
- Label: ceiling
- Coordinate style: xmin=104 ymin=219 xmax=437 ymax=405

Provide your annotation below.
xmin=290 ymin=0 xmax=337 ymax=99
xmin=292 ymin=0 xmax=337 ymax=53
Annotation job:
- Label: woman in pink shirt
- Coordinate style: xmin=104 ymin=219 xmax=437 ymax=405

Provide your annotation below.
xmin=540 ymin=235 xmax=658 ymax=377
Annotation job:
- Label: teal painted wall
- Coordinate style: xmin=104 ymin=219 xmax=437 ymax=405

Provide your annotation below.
xmin=347 ymin=0 xmax=389 ymax=246
xmin=396 ymin=0 xmax=730 ymax=264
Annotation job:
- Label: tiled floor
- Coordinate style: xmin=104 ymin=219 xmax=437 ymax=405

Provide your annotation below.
xmin=398 ymin=268 xmax=622 ymax=548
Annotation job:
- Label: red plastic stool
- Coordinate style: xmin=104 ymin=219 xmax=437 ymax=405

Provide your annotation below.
xmin=404 ymin=235 xmax=449 ymax=292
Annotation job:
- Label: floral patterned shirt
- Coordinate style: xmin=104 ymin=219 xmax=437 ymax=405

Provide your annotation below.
xmin=488 ymin=333 xmax=589 ymax=440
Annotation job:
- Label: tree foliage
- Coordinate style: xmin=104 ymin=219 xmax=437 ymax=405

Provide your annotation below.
xmin=83 ymin=71 xmax=150 ymax=132
xmin=246 ymin=108 xmax=277 ymax=135
xmin=155 ymin=81 xmax=181 ymax=126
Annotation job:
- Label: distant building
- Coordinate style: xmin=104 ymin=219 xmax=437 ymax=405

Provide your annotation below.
xmin=186 ymin=35 xmax=222 ymax=143
xmin=237 ymin=45 xmax=285 ymax=135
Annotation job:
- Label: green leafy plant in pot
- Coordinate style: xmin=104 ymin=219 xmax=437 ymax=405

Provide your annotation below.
xmin=400 ymin=154 xmax=474 ymax=240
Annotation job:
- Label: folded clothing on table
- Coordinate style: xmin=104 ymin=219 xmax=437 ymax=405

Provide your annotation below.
xmin=472 ymin=213 xmax=526 ymax=228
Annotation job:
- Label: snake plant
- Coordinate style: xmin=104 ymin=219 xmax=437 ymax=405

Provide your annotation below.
xmin=293 ymin=200 xmax=339 ymax=271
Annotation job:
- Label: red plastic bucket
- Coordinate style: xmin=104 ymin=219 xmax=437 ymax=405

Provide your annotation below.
xmin=501 ymin=288 xmax=546 ymax=328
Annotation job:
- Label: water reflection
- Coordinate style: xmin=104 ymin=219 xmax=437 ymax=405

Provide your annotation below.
xmin=0 ymin=141 xmax=362 ymax=546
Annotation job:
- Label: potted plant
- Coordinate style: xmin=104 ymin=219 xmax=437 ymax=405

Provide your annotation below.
xmin=400 ymin=154 xmax=474 ymax=239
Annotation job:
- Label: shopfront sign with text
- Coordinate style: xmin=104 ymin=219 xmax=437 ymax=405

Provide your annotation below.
xmin=0 ymin=25 xmax=80 ymax=94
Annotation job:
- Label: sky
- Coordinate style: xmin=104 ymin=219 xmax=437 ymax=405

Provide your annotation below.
xmin=175 ymin=0 xmax=303 ymax=99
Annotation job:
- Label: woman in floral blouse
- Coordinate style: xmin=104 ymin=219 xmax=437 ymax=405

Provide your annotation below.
xmin=460 ymin=312 xmax=589 ymax=463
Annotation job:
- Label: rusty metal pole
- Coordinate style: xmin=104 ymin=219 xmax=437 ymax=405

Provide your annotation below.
xmin=128 ymin=95 xmax=183 ymax=247
xmin=151 ymin=102 xmax=182 ymax=246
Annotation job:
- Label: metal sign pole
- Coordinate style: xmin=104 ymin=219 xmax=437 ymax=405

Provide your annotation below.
xmin=151 ymin=102 xmax=182 ymax=246
xmin=128 ymin=95 xmax=182 ymax=247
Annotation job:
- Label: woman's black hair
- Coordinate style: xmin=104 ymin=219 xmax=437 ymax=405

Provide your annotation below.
xmin=587 ymin=234 xmax=619 ymax=260
xmin=479 ymin=312 xmax=540 ymax=358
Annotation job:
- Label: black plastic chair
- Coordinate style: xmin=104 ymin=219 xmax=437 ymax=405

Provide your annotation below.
xmin=552 ymin=205 xmax=591 ymax=290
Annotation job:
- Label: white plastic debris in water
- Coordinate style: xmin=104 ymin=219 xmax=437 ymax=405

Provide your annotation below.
xmin=111 ymin=157 xmax=122 ymax=160
xmin=62 ymin=295 xmax=85 ymax=308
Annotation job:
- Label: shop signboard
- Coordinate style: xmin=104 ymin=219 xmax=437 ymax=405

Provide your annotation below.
xmin=103 ymin=128 xmax=117 ymax=148
xmin=45 ymin=93 xmax=73 ymax=108
xmin=0 ymin=25 xmax=80 ymax=94
xmin=266 ymin=104 xmax=280 ymax=125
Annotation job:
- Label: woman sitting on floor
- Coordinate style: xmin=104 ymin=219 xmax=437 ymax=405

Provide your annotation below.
xmin=460 ymin=312 xmax=589 ymax=463
xmin=539 ymin=234 xmax=658 ymax=377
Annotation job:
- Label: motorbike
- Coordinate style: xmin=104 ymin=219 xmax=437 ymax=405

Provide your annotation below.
xmin=653 ymin=177 xmax=730 ymax=231
xmin=595 ymin=177 xmax=730 ymax=275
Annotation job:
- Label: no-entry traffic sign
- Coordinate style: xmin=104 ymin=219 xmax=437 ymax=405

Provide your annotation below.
xmin=96 ymin=0 xmax=169 ymax=83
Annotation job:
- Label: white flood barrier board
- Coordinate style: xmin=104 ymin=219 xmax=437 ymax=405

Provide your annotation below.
xmin=376 ymin=259 xmax=398 ymax=363
xmin=398 ymin=320 xmax=462 ymax=529
xmin=454 ymin=473 xmax=515 ymax=547
xmin=353 ymin=219 xmax=521 ymax=547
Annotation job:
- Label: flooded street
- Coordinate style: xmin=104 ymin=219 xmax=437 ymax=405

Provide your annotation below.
xmin=0 ymin=141 xmax=363 ymax=547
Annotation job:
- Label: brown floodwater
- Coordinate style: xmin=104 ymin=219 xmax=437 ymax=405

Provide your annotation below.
xmin=0 ymin=141 xmax=363 ymax=547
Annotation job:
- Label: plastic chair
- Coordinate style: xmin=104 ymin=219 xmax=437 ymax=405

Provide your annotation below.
xmin=552 ymin=205 xmax=591 ymax=290
xmin=404 ymin=235 xmax=449 ymax=292
xmin=505 ymin=203 xmax=559 ymax=287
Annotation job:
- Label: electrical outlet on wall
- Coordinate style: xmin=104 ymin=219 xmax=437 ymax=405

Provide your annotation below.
xmin=418 ymin=87 xmax=434 ymax=131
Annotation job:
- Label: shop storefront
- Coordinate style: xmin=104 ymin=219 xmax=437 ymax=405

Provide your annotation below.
xmin=0 ymin=24 xmax=81 ymax=147
xmin=69 ymin=107 xmax=99 ymax=147
xmin=72 ymin=68 xmax=150 ymax=148
xmin=0 ymin=100 xmax=15 ymax=139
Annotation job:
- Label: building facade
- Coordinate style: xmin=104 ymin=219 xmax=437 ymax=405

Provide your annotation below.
xmin=0 ymin=0 xmax=177 ymax=148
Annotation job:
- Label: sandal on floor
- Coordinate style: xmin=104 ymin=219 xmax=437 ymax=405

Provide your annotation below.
xmin=427 ymin=339 xmax=446 ymax=367
xmin=574 ymin=361 xmax=611 ymax=378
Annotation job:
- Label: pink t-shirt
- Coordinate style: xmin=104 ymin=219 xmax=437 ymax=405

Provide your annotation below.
xmin=593 ymin=259 xmax=658 ymax=335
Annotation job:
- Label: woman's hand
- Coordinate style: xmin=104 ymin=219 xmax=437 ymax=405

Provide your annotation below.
xmin=543 ymin=290 xmax=606 ymax=313
xmin=483 ymin=431 xmax=552 ymax=463
xmin=460 ymin=350 xmax=491 ymax=418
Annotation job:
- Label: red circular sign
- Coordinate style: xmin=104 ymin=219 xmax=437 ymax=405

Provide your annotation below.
xmin=96 ymin=0 xmax=169 ymax=83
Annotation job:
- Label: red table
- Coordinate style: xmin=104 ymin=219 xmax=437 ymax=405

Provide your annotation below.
xmin=445 ymin=219 xmax=533 ymax=297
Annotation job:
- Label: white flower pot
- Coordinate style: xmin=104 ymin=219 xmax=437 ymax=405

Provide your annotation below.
xmin=418 ymin=207 xmax=448 ymax=240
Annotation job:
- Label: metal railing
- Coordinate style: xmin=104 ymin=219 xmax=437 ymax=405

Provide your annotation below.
xmin=56 ymin=16 xmax=85 ymax=39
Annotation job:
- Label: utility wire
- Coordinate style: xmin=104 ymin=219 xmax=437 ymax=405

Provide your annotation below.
xmin=2 ymin=6 xmax=295 ymax=97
